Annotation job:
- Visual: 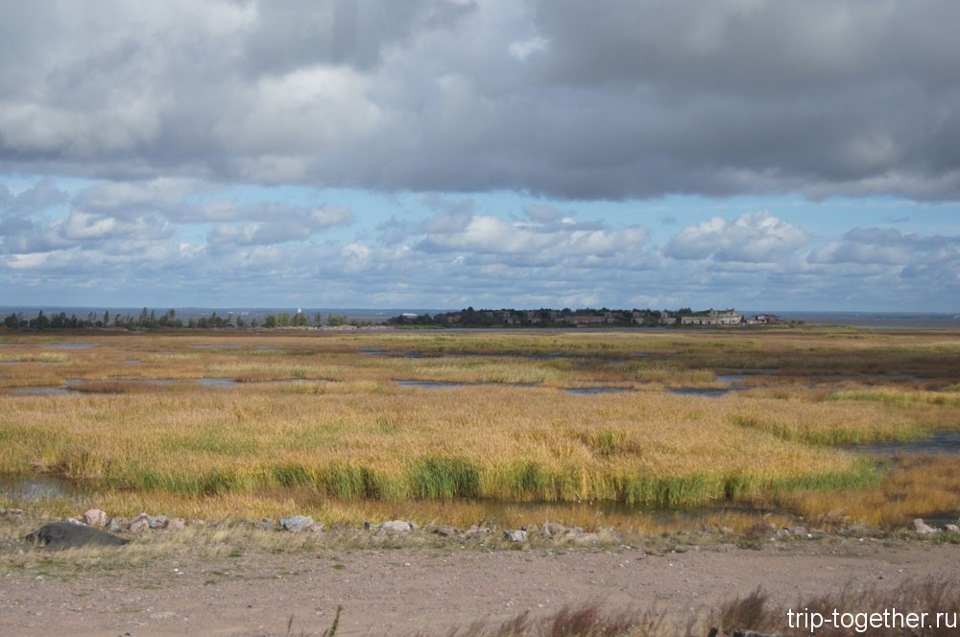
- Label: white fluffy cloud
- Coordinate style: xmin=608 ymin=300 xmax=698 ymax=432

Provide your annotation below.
xmin=664 ymin=212 xmax=810 ymax=263
xmin=417 ymin=212 xmax=649 ymax=264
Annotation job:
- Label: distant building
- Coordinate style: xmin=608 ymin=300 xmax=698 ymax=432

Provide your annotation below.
xmin=565 ymin=315 xmax=611 ymax=326
xmin=679 ymin=309 xmax=744 ymax=326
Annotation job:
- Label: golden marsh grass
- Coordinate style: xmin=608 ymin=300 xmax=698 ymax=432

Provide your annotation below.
xmin=1 ymin=327 xmax=958 ymax=530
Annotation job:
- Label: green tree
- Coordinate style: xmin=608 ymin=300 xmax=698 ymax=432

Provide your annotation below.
xmin=291 ymin=311 xmax=309 ymax=327
xmin=30 ymin=311 xmax=50 ymax=330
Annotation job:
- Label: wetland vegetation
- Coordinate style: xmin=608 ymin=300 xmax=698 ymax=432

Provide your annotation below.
xmin=1 ymin=327 xmax=959 ymax=532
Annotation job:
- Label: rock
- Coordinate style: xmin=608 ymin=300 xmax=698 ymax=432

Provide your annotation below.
xmin=463 ymin=525 xmax=491 ymax=539
xmin=164 ymin=518 xmax=187 ymax=531
xmin=503 ymin=529 xmax=528 ymax=543
xmin=379 ymin=520 xmax=413 ymax=534
xmin=81 ymin=509 xmax=109 ymax=527
xmin=108 ymin=518 xmax=125 ymax=533
xmin=148 ymin=515 xmax=169 ymax=529
xmin=0 ymin=508 xmax=25 ymax=518
xmin=25 ymin=522 xmax=128 ymax=548
xmin=280 ymin=515 xmax=314 ymax=532
xmin=945 ymin=524 xmax=960 ymax=533
xmin=253 ymin=518 xmax=277 ymax=531
xmin=424 ymin=524 xmax=459 ymax=537
xmin=542 ymin=522 xmax=567 ymax=539
xmin=913 ymin=518 xmax=940 ymax=535
xmin=129 ymin=513 xmax=152 ymax=533
xmin=572 ymin=532 xmax=599 ymax=544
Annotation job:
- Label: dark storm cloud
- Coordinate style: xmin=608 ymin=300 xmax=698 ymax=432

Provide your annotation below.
xmin=244 ymin=0 xmax=476 ymax=72
xmin=1 ymin=0 xmax=957 ymax=201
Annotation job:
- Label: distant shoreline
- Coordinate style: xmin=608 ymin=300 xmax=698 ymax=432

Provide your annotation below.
xmin=0 ymin=306 xmax=957 ymax=330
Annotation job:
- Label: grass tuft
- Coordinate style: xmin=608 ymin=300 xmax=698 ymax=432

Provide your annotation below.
xmin=408 ymin=457 xmax=482 ymax=500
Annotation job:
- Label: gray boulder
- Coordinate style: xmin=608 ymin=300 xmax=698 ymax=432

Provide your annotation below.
xmin=542 ymin=522 xmax=567 ymax=539
xmin=378 ymin=520 xmax=414 ymax=535
xmin=25 ymin=522 xmax=128 ymax=548
xmin=913 ymin=518 xmax=940 ymax=535
xmin=503 ymin=529 xmax=528 ymax=543
xmin=280 ymin=515 xmax=314 ymax=532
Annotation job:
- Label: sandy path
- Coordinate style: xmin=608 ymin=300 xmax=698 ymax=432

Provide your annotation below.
xmin=3 ymin=539 xmax=960 ymax=636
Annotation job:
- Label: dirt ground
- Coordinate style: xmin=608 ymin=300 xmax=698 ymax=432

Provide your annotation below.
xmin=3 ymin=533 xmax=960 ymax=637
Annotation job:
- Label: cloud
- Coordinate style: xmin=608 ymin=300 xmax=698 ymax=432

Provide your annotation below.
xmin=57 ymin=211 xmax=170 ymax=242
xmin=665 ymin=212 xmax=810 ymax=263
xmin=509 ymin=35 xmax=548 ymax=62
xmin=0 ymin=180 xmax=69 ymax=212
xmin=417 ymin=212 xmax=649 ymax=263
xmin=2 ymin=1 xmax=960 ymax=312
xmin=207 ymin=205 xmax=354 ymax=246
xmin=809 ymin=227 xmax=960 ymax=266
xmin=72 ymin=179 xmax=205 ymax=217
xmin=1 ymin=1 xmax=956 ymax=199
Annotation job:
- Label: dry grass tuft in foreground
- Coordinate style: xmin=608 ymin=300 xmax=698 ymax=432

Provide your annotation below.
xmin=714 ymin=578 xmax=960 ymax=637
xmin=272 ymin=578 xmax=960 ymax=636
xmin=430 ymin=580 xmax=960 ymax=637
xmin=423 ymin=604 xmax=669 ymax=637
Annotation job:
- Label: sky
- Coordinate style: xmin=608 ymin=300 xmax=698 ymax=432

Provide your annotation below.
xmin=1 ymin=0 xmax=959 ymax=313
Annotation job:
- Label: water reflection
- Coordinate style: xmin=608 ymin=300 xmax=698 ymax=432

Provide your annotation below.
xmin=395 ymin=380 xmax=467 ymax=389
xmin=848 ymin=432 xmax=960 ymax=456
xmin=565 ymin=387 xmax=633 ymax=395
xmin=198 ymin=377 xmax=240 ymax=388
xmin=46 ymin=343 xmax=99 ymax=350
xmin=0 ymin=475 xmax=78 ymax=500
xmin=11 ymin=386 xmax=75 ymax=395
xmin=667 ymin=387 xmax=737 ymax=397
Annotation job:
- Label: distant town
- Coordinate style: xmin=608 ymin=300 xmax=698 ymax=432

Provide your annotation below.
xmin=385 ymin=308 xmax=786 ymax=328
xmin=1 ymin=307 xmax=790 ymax=331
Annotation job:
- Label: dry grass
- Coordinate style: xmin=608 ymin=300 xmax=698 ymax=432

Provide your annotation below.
xmin=413 ymin=603 xmax=671 ymax=637
xmin=1 ymin=328 xmax=959 ymax=530
xmin=0 ymin=386 xmax=873 ymax=508
xmin=780 ymin=454 xmax=960 ymax=530
xmin=713 ymin=579 xmax=960 ymax=637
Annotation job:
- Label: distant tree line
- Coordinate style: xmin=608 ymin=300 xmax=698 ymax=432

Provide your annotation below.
xmin=3 ymin=308 xmax=190 ymax=330
xmin=2 ymin=308 xmax=373 ymax=331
